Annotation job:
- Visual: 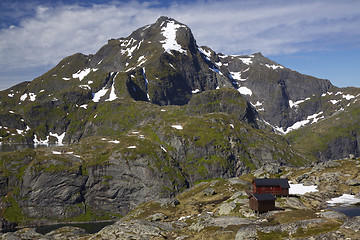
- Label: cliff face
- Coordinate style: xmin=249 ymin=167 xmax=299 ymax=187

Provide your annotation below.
xmin=0 ymin=93 xmax=303 ymax=222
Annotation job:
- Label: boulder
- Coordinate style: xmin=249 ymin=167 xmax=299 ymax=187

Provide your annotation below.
xmin=263 ymin=164 xmax=282 ymax=174
xmin=0 ymin=228 xmax=42 ymax=240
xmin=202 ymin=188 xmax=216 ymax=196
xmin=229 ymin=191 xmax=247 ymax=200
xmin=155 ymin=198 xmax=180 ymax=208
xmin=259 ymin=218 xmax=325 ymax=235
xmin=318 ymin=210 xmax=348 ymax=221
xmin=233 ymin=198 xmax=248 ymax=204
xmin=346 ymin=178 xmax=360 ymax=186
xmin=188 ymin=221 xmax=205 ymax=232
xmin=46 ymin=226 xmax=88 ymax=239
xmin=218 ymin=201 xmax=237 ymax=215
xmin=341 ymin=216 xmax=360 ymax=233
xmin=146 ymin=213 xmax=168 ymax=222
xmin=91 ymin=219 xmax=166 ymax=239
xmin=235 ymin=225 xmax=258 ymax=240
xmin=284 ymin=197 xmax=308 ymax=209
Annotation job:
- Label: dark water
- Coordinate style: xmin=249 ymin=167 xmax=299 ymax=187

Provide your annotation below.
xmin=0 ymin=143 xmax=58 ymax=152
xmin=35 ymin=221 xmax=115 ymax=235
xmin=332 ymin=205 xmax=360 ymax=217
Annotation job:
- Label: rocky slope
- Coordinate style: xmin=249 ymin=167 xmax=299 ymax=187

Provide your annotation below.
xmin=0 ymin=94 xmax=304 ymax=224
xmin=0 ymin=16 xmax=360 ymax=227
xmin=2 ymin=158 xmax=360 ymax=239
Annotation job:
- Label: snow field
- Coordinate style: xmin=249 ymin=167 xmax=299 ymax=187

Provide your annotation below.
xmin=160 ymin=21 xmax=187 ymax=55
xmin=289 ymin=183 xmax=318 ymax=195
xmin=327 ymin=194 xmax=360 ymax=206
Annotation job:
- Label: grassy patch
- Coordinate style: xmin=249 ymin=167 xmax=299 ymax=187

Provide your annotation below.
xmin=1 ymin=191 xmax=29 ymax=224
xmin=268 ymin=209 xmax=318 ymax=224
xmin=258 ymin=230 xmax=289 ymax=240
xmin=293 ymin=219 xmax=342 ymax=238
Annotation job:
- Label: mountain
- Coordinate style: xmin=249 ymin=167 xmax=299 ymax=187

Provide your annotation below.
xmin=0 ymin=16 xmax=360 ymax=224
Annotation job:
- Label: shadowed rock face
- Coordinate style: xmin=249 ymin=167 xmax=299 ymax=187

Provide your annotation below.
xmin=0 ymin=217 xmax=17 ymax=232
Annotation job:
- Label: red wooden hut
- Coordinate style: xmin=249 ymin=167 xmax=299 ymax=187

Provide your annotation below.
xmin=252 ymin=178 xmax=290 ymax=196
xmin=249 ymin=193 xmax=276 ymax=213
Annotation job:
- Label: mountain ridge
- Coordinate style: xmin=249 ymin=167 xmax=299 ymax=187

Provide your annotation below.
xmin=0 ymin=17 xmax=341 ymax=133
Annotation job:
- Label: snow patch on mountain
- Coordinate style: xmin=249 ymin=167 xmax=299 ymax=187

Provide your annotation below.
xmin=251 ymin=101 xmax=264 ymax=111
xmin=137 ymin=55 xmax=147 ymax=66
xmin=105 ymin=73 xmax=118 ymax=102
xmin=289 ymin=98 xmax=310 ymax=108
xmin=335 ymin=91 xmax=343 ymax=96
xmin=343 ymin=94 xmax=355 ymax=100
xmin=93 ymin=86 xmax=109 ymax=102
xmin=20 ymin=93 xmax=27 ymax=101
xmin=198 ymin=47 xmax=211 ymax=61
xmin=33 ymin=134 xmax=49 ymax=145
xmin=275 ymin=111 xmax=324 ymax=134
xmin=79 ymin=85 xmax=91 ymax=90
xmin=238 ymin=56 xmax=253 ymax=65
xmin=192 ymin=89 xmax=201 ymax=94
xmin=322 ymin=92 xmax=334 ymax=97
xmin=237 ymin=86 xmax=252 ymax=96
xmin=120 ymin=38 xmax=140 ymax=57
xmin=20 ymin=92 xmax=37 ymax=101
xmin=72 ymin=68 xmax=98 ymax=81
xmin=143 ymin=68 xmax=150 ymax=101
xmin=49 ymin=132 xmax=66 ymax=145
xmin=210 ymin=66 xmax=223 ymax=75
xmin=264 ymin=64 xmax=284 ymax=70
xmin=329 ymin=99 xmax=340 ymax=105
xmin=160 ymin=20 xmax=187 ymax=55
xmin=172 ymin=125 xmax=183 ymax=130
xmin=230 ymin=72 xmax=247 ymax=81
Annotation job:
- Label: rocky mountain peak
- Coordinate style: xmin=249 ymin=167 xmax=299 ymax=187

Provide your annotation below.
xmin=0 ymin=17 xmax=359 ymax=152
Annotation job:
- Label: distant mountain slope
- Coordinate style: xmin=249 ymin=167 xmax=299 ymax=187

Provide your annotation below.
xmin=286 ymin=87 xmax=360 ymax=161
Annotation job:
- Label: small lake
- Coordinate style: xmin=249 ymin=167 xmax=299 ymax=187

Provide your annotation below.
xmin=35 ymin=221 xmax=115 ymax=235
xmin=331 ymin=205 xmax=360 ymax=217
xmin=0 ymin=143 xmax=59 ymax=153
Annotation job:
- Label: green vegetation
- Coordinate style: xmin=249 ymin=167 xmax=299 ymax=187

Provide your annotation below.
xmin=287 ymin=100 xmax=360 ymax=160
xmin=65 ymin=204 xmax=120 ymax=222
xmin=258 ymin=230 xmax=289 ymax=240
xmin=2 ymin=191 xmax=29 ymax=224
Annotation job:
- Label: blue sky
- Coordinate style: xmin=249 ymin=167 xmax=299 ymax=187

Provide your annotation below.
xmin=0 ymin=0 xmax=359 ymax=90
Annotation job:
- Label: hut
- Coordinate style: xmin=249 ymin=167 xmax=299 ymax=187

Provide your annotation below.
xmin=252 ymin=178 xmax=290 ymax=196
xmin=249 ymin=193 xmax=276 ymax=213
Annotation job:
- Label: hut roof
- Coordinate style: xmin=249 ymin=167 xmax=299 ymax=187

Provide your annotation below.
xmin=253 ymin=178 xmax=290 ymax=189
xmin=251 ymin=193 xmax=276 ymax=201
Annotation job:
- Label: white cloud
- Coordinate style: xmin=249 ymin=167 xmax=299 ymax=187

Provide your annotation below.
xmin=0 ymin=0 xmax=359 ymax=89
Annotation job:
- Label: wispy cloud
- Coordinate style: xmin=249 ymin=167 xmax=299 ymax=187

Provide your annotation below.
xmin=0 ymin=0 xmax=359 ymax=82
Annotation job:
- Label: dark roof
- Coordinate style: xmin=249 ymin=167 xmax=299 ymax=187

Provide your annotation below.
xmin=253 ymin=178 xmax=290 ymax=188
xmin=251 ymin=193 xmax=276 ymax=201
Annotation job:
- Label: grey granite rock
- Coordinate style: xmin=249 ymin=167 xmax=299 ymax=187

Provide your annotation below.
xmin=218 ymin=201 xmax=237 ymax=215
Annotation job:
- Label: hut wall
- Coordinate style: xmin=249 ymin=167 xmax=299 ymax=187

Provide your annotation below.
xmin=257 ymin=200 xmax=275 ymax=212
